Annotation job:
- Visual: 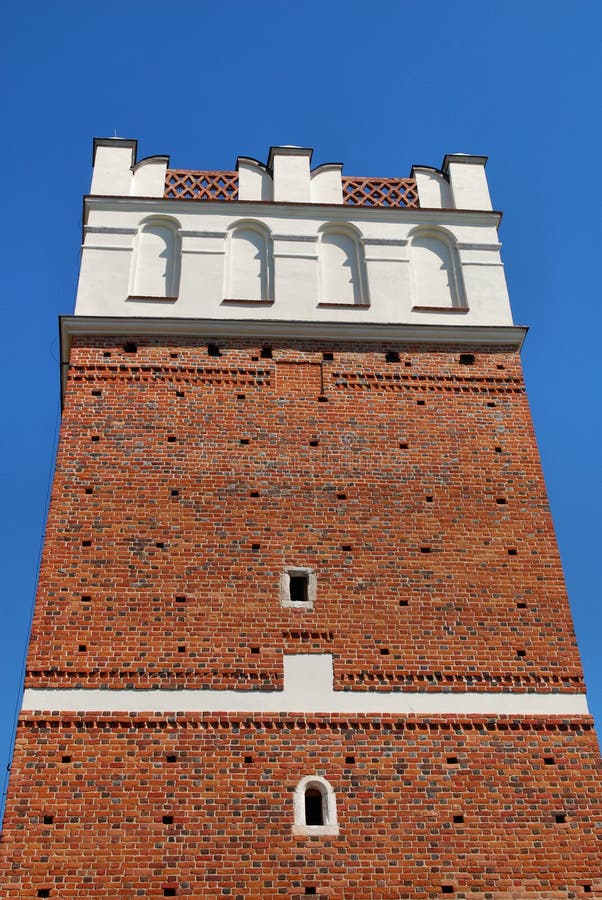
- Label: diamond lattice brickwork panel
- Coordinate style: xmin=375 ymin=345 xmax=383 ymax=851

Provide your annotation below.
xmin=163 ymin=170 xmax=420 ymax=207
xmin=164 ymin=169 xmax=239 ymax=200
xmin=342 ymin=176 xmax=419 ymax=208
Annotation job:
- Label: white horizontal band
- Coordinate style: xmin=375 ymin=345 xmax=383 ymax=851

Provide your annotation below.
xmin=22 ymin=656 xmax=589 ymax=716
xmin=21 ymin=688 xmax=589 ymax=716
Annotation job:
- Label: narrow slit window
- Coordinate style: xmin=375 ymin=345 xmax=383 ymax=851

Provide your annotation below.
xmin=293 ymin=775 xmax=339 ymax=836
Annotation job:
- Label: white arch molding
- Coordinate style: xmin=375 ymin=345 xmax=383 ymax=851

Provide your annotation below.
xmin=409 ymin=227 xmax=466 ymax=310
xmin=318 ymin=224 xmax=367 ymax=306
xmin=225 ymin=220 xmax=273 ymax=301
xmin=130 ymin=216 xmax=181 ymax=299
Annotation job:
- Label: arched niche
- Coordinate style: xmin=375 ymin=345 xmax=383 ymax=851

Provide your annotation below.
xmin=292 ymin=775 xmax=339 ymax=836
xmin=409 ymin=228 xmax=465 ymax=309
xmin=130 ymin=216 xmax=181 ymax=299
xmin=318 ymin=225 xmax=366 ymax=306
xmin=226 ymin=221 xmax=272 ymax=301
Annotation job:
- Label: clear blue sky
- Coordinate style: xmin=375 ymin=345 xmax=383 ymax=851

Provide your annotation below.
xmin=1 ymin=1 xmax=601 ymax=812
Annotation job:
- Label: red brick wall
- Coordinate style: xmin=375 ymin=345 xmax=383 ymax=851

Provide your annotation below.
xmin=25 ymin=337 xmax=582 ymax=693
xmin=3 ymin=335 xmax=600 ymax=898
xmin=0 ymin=714 xmax=600 ymax=898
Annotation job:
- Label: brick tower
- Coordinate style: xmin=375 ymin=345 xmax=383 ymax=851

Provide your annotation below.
xmin=1 ymin=139 xmax=600 ymax=898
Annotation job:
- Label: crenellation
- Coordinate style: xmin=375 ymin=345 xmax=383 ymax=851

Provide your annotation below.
xmin=77 ymin=141 xmax=511 ymax=325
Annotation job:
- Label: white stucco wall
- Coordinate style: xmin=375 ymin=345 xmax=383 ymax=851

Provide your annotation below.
xmin=412 ymin=167 xmax=452 ymax=208
xmin=75 ymin=200 xmax=512 ymax=326
xmin=131 ymin=156 xmax=169 ymax=197
xmin=444 ymin=156 xmax=493 ymax=211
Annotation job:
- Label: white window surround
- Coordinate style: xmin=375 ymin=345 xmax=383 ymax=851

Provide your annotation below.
xmin=280 ymin=567 xmax=317 ymax=609
xmin=408 ymin=225 xmax=466 ymax=311
xmin=292 ymin=775 xmax=339 ymax=836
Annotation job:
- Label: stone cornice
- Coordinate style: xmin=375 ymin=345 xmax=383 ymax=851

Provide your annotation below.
xmin=61 ymin=315 xmax=526 ymax=346
xmin=59 ymin=315 xmax=527 ymax=401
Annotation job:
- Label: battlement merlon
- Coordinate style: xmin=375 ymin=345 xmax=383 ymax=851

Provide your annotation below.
xmin=90 ymin=138 xmax=493 ymax=210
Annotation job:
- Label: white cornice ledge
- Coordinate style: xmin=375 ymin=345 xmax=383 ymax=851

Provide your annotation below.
xmin=61 ymin=316 xmax=527 ymax=349
xmin=83 ymin=195 xmax=503 ymax=226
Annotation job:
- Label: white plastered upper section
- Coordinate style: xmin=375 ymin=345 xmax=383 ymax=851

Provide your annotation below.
xmin=76 ymin=202 xmax=511 ymax=325
xmin=80 ymin=142 xmax=509 ymax=324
